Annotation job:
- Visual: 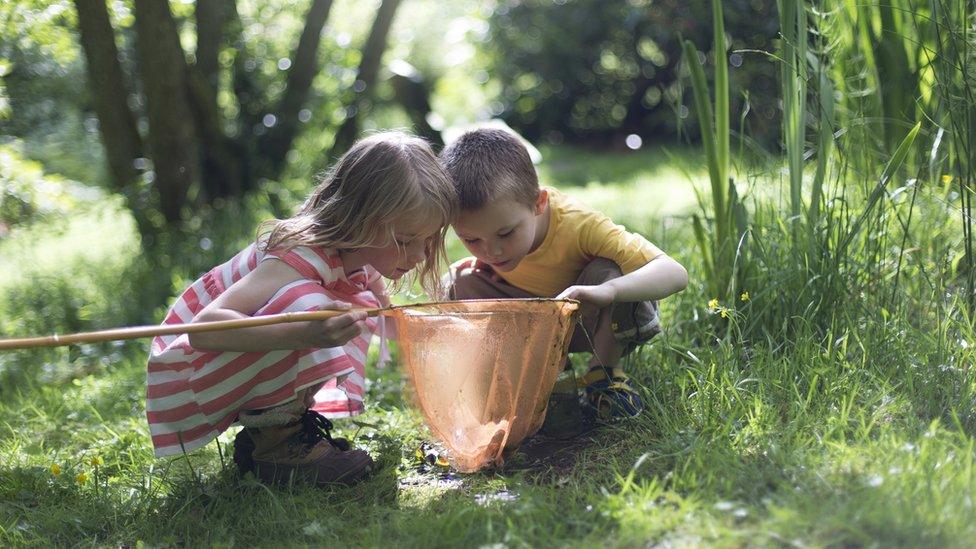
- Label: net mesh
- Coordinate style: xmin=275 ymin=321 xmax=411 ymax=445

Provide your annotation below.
xmin=388 ymin=299 xmax=580 ymax=472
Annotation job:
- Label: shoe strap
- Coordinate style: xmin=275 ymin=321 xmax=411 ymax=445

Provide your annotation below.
xmin=600 ymin=380 xmax=636 ymax=393
xmin=580 ymin=366 xmax=628 ymax=387
xmin=299 ymin=409 xmax=343 ymax=450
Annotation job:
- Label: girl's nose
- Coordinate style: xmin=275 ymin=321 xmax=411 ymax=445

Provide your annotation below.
xmin=407 ymin=241 xmax=426 ymax=264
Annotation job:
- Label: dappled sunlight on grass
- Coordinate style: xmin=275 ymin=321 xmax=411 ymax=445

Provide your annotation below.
xmin=538 ymin=145 xmax=704 ymax=220
xmin=2 ymin=144 xmax=976 ymax=545
xmin=0 ymin=196 xmax=137 ymax=293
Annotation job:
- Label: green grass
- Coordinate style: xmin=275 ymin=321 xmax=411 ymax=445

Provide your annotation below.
xmin=2 ymin=145 xmax=976 ymax=546
xmin=0 ymin=199 xmax=137 ymax=293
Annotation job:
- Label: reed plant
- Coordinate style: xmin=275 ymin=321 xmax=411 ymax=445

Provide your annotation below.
xmin=917 ymin=0 xmax=976 ymax=308
xmin=682 ymin=0 xmax=748 ymax=304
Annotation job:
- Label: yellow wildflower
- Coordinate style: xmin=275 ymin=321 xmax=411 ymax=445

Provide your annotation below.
xmin=720 ymin=307 xmax=731 ymax=319
xmin=942 ymin=174 xmax=953 ymax=184
xmin=50 ymin=464 xmax=61 ymax=476
xmin=75 ymin=472 xmax=88 ymax=485
xmin=708 ymin=298 xmax=719 ymax=309
xmin=740 ymin=291 xmax=750 ymax=302
xmin=90 ymin=456 xmax=103 ymax=467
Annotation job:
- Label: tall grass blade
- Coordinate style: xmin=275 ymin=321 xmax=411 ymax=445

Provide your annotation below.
xmin=692 ymin=214 xmax=716 ymax=285
xmin=809 ymin=27 xmax=835 ymax=231
xmin=713 ymin=0 xmax=729 ymax=195
xmin=683 ymin=39 xmax=724 ymax=231
xmin=839 ymin=121 xmax=922 ymax=255
xmin=778 ymin=0 xmax=808 ymax=229
xmin=681 ymin=0 xmax=740 ymax=302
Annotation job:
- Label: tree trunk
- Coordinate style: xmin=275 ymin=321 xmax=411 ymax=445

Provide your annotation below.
xmin=133 ymin=0 xmax=200 ymax=224
xmin=225 ymin=0 xmax=264 ymax=193
xmin=331 ymin=0 xmax=402 ymax=156
xmin=195 ymin=0 xmax=229 ymax=96
xmin=227 ymin=2 xmax=262 ymax=145
xmin=390 ymin=64 xmax=442 ymax=147
xmin=186 ymin=66 xmax=247 ymax=199
xmin=73 ymin=0 xmax=143 ymax=191
xmin=258 ymin=0 xmax=335 ymax=179
xmin=74 ymin=0 xmax=165 ymax=245
xmin=191 ymin=0 xmax=248 ymax=200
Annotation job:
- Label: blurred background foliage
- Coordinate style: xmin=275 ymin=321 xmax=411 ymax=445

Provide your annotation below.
xmin=0 ymin=0 xmax=972 ymax=330
xmin=0 ymin=0 xmax=781 ymax=233
xmin=487 ymin=0 xmax=780 ymax=148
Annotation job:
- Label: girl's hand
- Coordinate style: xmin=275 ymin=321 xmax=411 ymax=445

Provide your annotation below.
xmin=556 ymin=283 xmax=616 ymax=316
xmin=295 ymin=303 xmax=368 ymax=348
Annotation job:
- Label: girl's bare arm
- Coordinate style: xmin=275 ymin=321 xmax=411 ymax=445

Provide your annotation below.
xmin=188 ymin=260 xmax=365 ymax=351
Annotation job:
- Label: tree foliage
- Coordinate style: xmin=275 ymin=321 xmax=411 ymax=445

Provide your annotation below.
xmin=487 ymin=0 xmax=780 ymax=147
xmin=1 ymin=0 xmax=412 ymax=247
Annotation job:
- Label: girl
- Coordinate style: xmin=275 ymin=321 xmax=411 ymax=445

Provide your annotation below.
xmin=146 ymin=132 xmax=457 ymax=486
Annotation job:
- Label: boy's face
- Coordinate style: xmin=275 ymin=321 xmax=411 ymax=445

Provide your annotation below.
xmin=453 ymin=190 xmax=549 ymax=272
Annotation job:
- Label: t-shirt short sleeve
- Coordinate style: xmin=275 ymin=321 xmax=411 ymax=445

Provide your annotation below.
xmin=262 ymin=246 xmax=340 ymax=285
xmin=579 ymin=213 xmax=663 ymax=274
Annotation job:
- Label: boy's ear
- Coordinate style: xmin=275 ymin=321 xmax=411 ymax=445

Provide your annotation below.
xmin=534 ymin=188 xmax=549 ymax=215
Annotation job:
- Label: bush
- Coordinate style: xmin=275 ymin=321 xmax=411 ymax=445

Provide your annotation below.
xmin=487 ymin=0 xmax=780 ymax=147
xmin=0 ymin=143 xmax=87 ymax=234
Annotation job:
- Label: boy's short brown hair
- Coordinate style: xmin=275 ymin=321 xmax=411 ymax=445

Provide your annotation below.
xmin=440 ymin=128 xmax=539 ymax=210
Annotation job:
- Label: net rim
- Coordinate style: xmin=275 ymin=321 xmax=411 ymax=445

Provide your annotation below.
xmin=383 ymin=298 xmax=581 ymax=315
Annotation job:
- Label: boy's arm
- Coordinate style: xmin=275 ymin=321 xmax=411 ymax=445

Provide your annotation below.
xmin=556 ymin=254 xmax=688 ymax=306
xmin=560 ymin=209 xmax=687 ymax=306
xmin=189 ymin=260 xmax=366 ymax=351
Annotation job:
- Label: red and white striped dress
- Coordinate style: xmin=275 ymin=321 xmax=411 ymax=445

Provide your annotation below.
xmin=146 ymin=243 xmax=382 ymax=457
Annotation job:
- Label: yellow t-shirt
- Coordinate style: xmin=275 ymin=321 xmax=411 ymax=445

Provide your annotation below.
xmin=498 ymin=187 xmax=664 ymax=297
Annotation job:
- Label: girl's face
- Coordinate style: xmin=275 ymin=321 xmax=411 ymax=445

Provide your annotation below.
xmin=344 ymin=217 xmax=441 ymax=280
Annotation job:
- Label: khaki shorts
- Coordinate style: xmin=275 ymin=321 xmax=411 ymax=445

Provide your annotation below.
xmin=447 ymin=258 xmax=661 ymax=355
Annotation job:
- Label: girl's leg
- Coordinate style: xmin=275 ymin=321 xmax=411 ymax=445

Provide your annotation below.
xmin=233 ymin=385 xmax=374 ymax=486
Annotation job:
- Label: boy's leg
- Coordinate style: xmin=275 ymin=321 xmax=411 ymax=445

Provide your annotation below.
xmin=568 ymin=258 xmax=662 ymax=420
xmin=567 ymin=259 xmax=661 ymax=358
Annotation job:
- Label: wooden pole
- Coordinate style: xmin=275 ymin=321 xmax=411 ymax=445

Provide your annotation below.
xmin=0 ymin=307 xmax=384 ymax=350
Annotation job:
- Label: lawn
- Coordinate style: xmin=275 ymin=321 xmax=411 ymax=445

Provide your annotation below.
xmin=1 ymin=145 xmax=975 ymax=547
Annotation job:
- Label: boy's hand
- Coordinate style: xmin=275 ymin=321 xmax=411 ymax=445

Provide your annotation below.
xmin=556 ymin=283 xmax=616 ymax=313
xmin=452 ymin=257 xmax=502 ymax=282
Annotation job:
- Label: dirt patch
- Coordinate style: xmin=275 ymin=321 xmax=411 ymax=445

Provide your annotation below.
xmin=501 ymin=420 xmax=603 ymax=476
xmin=400 ymin=418 xmax=606 ymax=488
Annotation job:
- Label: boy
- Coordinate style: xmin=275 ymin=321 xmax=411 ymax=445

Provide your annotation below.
xmin=441 ymin=128 xmax=688 ymax=420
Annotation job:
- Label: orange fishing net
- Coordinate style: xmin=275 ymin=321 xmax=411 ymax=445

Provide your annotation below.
xmin=387 ymin=298 xmax=580 ymax=472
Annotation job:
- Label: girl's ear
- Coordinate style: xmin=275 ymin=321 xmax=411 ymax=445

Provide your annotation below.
xmin=534 ymin=188 xmax=549 ymax=215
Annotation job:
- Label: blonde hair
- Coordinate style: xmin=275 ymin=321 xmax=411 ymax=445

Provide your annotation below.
xmin=261 ymin=131 xmax=458 ymax=297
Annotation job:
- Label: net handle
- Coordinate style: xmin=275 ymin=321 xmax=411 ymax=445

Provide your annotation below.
xmin=0 ymin=298 xmax=581 ymax=351
xmin=0 ymin=308 xmax=384 ymax=351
